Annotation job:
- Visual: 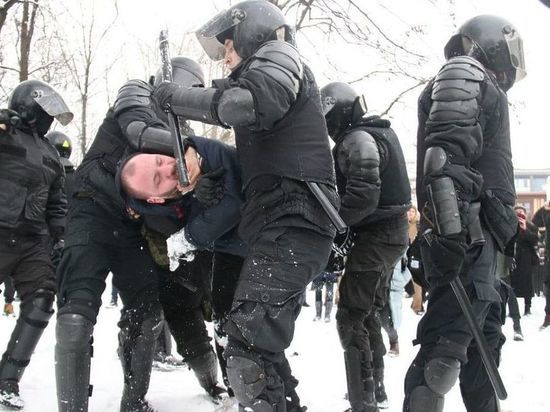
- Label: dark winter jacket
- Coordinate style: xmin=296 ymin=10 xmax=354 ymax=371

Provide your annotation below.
xmin=0 ymin=125 xmax=66 ymax=239
xmin=123 ymin=135 xmax=247 ymax=257
xmin=532 ymin=206 xmax=550 ymax=256
xmin=511 ymin=221 xmax=539 ymax=298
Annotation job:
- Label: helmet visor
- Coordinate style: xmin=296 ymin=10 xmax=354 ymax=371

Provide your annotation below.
xmin=196 ymin=7 xmax=246 ymax=61
xmin=504 ymin=29 xmax=526 ymax=82
xmin=34 ymin=90 xmax=73 ymax=126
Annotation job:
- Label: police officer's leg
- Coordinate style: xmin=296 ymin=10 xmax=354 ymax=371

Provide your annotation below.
xmin=404 ymin=234 xmax=497 ymax=412
xmin=225 ymin=225 xmax=332 ymax=411
xmin=459 ymin=300 xmax=504 ymax=412
xmin=211 ymin=252 xmax=243 ymax=396
xmin=313 ymin=278 xmax=323 ymax=319
xmin=117 ymin=290 xmax=162 ymax=411
xmin=0 ymin=235 xmax=57 ymax=409
xmin=159 ymin=253 xmax=220 ymax=396
xmin=112 ymin=247 xmax=163 ymax=412
xmin=403 ymin=286 xmax=466 ymax=412
xmin=55 ymin=227 xmax=110 ymax=412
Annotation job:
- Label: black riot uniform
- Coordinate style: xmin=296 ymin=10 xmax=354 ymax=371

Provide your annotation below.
xmin=54 ymin=58 xmax=205 ymax=412
xmin=153 ymin=2 xmax=337 ymax=410
xmin=46 ymin=131 xmax=76 ymax=199
xmin=403 ymin=15 xmax=526 ymax=412
xmin=320 ymin=82 xmax=411 ymax=412
xmin=0 ymin=80 xmax=72 ymax=409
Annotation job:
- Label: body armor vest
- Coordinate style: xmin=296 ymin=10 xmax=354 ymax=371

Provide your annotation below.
xmin=233 ymin=65 xmax=335 ymax=189
xmin=336 ymin=117 xmax=411 ymax=218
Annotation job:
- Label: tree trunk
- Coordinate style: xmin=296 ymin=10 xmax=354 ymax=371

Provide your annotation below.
xmin=18 ymin=0 xmax=39 ymax=82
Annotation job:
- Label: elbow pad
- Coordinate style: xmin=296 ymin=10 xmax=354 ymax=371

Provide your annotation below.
xmin=217 ymin=88 xmax=256 ymax=127
xmin=126 ymin=121 xmax=173 ymax=155
xmin=424 ymin=147 xmax=461 ymax=236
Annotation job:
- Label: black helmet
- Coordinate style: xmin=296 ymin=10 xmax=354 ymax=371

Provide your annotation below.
xmin=320 ymin=82 xmax=368 ymax=140
xmin=46 ymin=130 xmax=72 ymax=159
xmin=444 ymin=15 xmax=526 ymax=91
xmin=8 ymin=79 xmax=73 ymax=135
xmin=153 ymin=56 xmax=205 ymax=88
xmin=196 ymin=0 xmax=294 ymax=61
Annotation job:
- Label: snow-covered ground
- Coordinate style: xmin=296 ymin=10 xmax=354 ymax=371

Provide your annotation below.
xmin=1 ymin=285 xmax=549 ymax=412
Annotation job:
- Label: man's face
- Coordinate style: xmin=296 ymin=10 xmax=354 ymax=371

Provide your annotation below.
xmin=124 ymin=149 xmax=201 ymax=203
xmin=224 ymin=39 xmax=242 ymax=71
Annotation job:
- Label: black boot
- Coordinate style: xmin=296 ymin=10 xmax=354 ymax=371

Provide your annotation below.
xmin=187 ymin=350 xmax=227 ymax=400
xmin=55 ymin=313 xmax=94 ymax=412
xmin=118 ymin=310 xmax=162 ymax=412
xmin=1 ymin=290 xmax=54 ymax=411
xmin=373 ymin=368 xmax=388 ymax=409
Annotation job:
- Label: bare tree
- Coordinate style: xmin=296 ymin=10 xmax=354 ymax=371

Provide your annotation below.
xmin=57 ymin=0 xmax=120 ymax=156
xmin=0 ymin=0 xmax=17 ymax=36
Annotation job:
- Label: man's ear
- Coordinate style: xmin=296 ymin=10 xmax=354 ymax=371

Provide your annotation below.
xmin=146 ymin=197 xmax=166 ymax=204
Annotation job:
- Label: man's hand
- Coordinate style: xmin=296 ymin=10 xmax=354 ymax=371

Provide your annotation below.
xmin=153 ymin=82 xmax=179 ymax=110
xmin=195 ymin=167 xmax=225 ymax=207
xmin=166 ymin=228 xmax=197 ymax=271
xmin=0 ymin=109 xmax=20 ymax=132
xmin=423 ymin=230 xmax=467 ymax=286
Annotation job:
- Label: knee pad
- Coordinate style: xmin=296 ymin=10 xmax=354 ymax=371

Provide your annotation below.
xmin=424 ymin=357 xmax=460 ymax=396
xmin=227 ymin=356 xmax=267 ymax=407
xmin=409 ymin=385 xmax=444 ymax=412
xmin=56 ymin=313 xmax=94 ymax=351
xmin=23 ymin=288 xmax=55 ymax=315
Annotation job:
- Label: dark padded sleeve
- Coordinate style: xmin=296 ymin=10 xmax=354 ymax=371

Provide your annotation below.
xmin=336 ymin=130 xmax=381 ymax=226
xmin=234 ymin=41 xmax=303 ymax=130
xmin=113 ymin=80 xmax=154 ymax=115
xmin=423 ymin=56 xmax=487 ymax=203
xmin=46 ymin=159 xmax=67 ymax=237
xmin=114 ymin=80 xmax=173 ymax=155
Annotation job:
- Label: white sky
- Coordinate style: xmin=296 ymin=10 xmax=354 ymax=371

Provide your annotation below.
xmin=110 ymin=0 xmax=550 ymax=170
xmin=5 ymin=0 xmax=548 ymax=169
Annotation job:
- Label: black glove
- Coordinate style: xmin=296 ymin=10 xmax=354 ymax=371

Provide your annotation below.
xmin=423 ymin=231 xmax=466 ymax=286
xmin=407 ymin=237 xmax=429 ymax=289
xmin=153 ymin=82 xmax=180 ymax=110
xmin=195 ymin=167 xmax=225 ymax=207
xmin=0 ymin=109 xmax=21 ymax=131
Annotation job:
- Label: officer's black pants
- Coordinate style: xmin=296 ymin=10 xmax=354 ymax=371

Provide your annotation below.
xmin=404 ymin=229 xmax=504 ymax=412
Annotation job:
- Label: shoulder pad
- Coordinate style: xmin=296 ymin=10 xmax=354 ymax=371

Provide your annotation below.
xmin=113 ymin=80 xmax=154 ymax=115
xmin=435 ymin=56 xmax=485 ymax=82
xmin=431 ymin=57 xmax=484 ymax=103
xmin=248 ymin=41 xmax=303 ymax=94
xmin=341 ymin=129 xmax=380 ymax=168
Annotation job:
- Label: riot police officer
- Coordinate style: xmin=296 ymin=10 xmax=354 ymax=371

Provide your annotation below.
xmin=54 ymin=57 xmax=209 ymax=412
xmin=403 ymin=15 xmax=526 ymax=412
xmin=153 ymin=1 xmax=338 ymax=410
xmin=320 ymin=82 xmax=411 ymax=412
xmin=0 ymin=80 xmax=72 ymax=409
xmin=46 ymin=131 xmax=76 ymax=199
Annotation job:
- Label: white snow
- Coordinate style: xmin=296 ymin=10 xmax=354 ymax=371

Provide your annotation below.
xmin=166 ymin=229 xmax=197 ymax=271
xmin=1 ymin=286 xmax=548 ymax=412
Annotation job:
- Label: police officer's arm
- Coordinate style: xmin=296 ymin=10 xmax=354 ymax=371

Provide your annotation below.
xmin=160 ymin=41 xmax=301 ymax=130
xmin=113 ymin=80 xmax=173 ymax=155
xmin=423 ymin=56 xmax=488 ymax=236
xmin=336 ymin=130 xmax=381 ymax=226
xmin=46 ymin=165 xmax=67 ymax=242
xmin=184 ymin=138 xmax=243 ymax=249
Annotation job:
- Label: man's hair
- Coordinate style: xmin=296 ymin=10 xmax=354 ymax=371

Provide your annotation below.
xmin=120 ymin=158 xmax=149 ymax=200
